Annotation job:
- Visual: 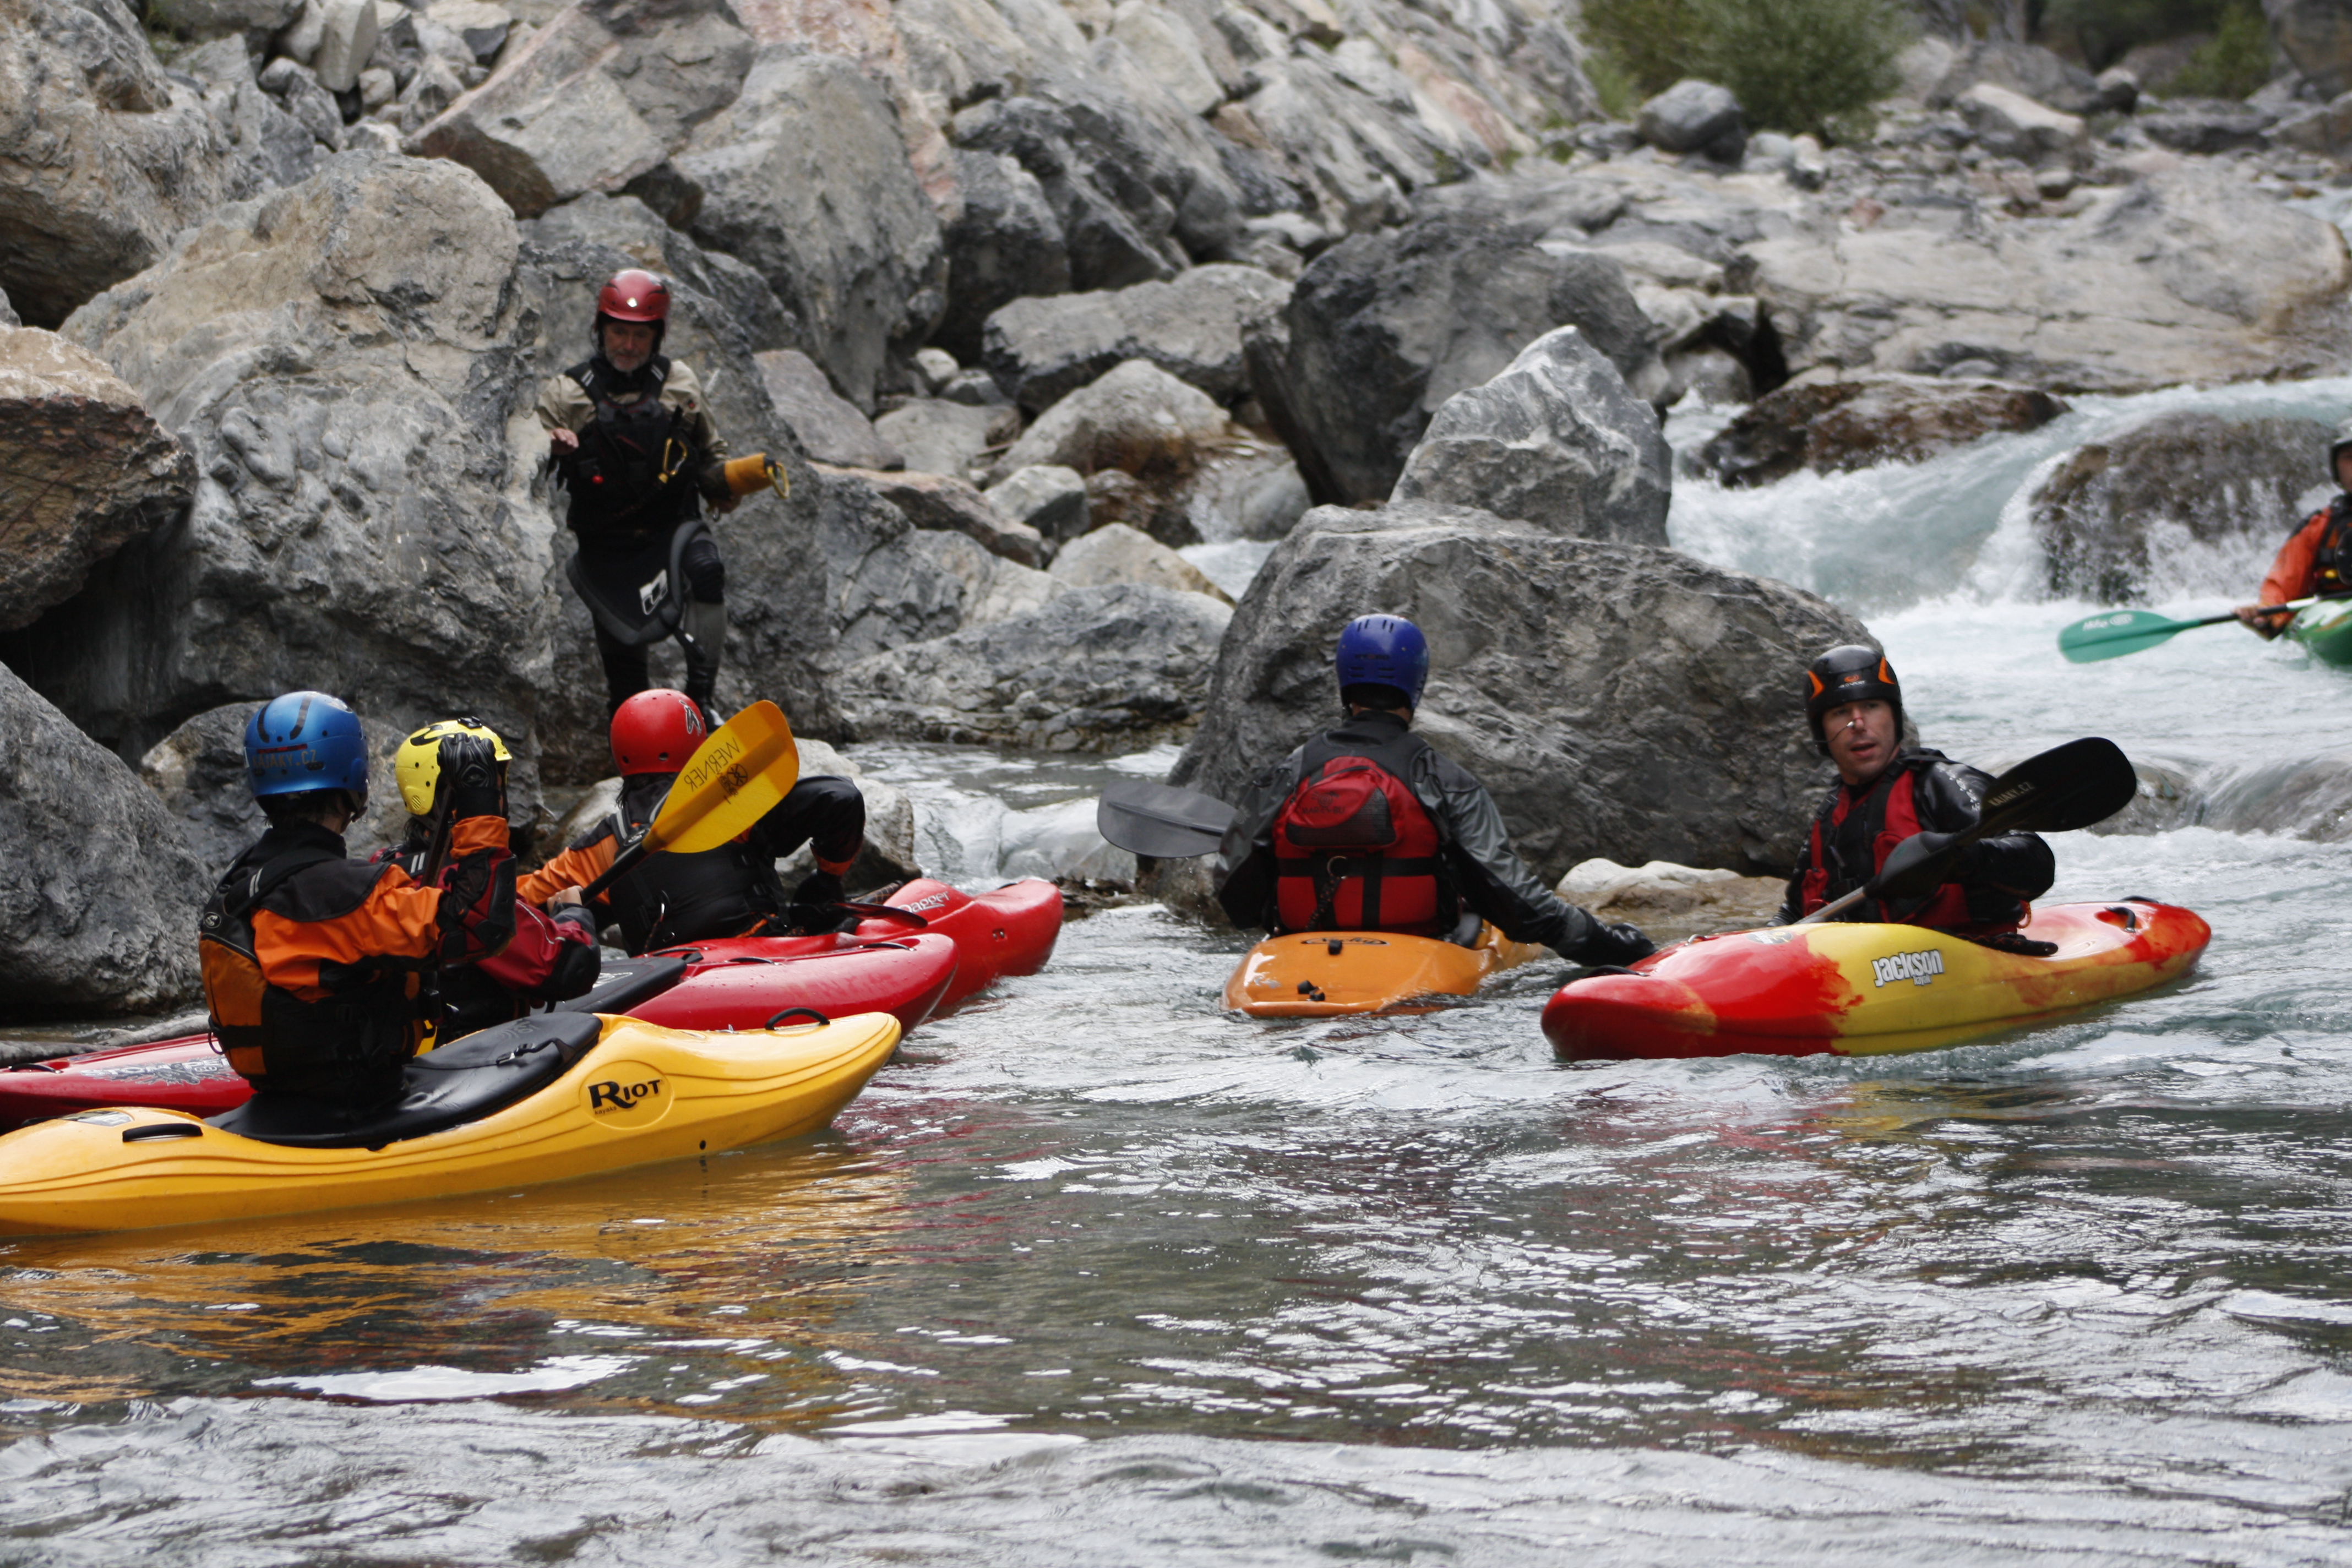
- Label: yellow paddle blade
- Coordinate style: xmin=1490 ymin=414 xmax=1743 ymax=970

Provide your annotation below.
xmin=645 ymin=700 xmax=800 ymax=856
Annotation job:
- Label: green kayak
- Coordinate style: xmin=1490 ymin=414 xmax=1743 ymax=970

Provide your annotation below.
xmin=2289 ymin=600 xmax=2352 ymax=667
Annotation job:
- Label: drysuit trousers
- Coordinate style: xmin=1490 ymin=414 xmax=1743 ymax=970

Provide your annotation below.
xmin=590 ymin=531 xmax=727 ymax=716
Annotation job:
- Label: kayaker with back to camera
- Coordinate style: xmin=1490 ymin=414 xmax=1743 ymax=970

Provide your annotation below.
xmin=1776 ymin=645 xmax=2056 ymax=944
xmin=2236 ymin=418 xmax=2352 ymax=639
xmin=1211 ymin=615 xmax=1654 ymax=966
xmin=198 ymin=693 xmax=557 ymax=1110
xmin=520 ymin=689 xmax=868 ymax=954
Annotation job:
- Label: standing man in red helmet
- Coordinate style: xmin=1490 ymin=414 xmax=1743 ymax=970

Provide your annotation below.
xmin=539 ymin=269 xmax=739 ymax=719
xmin=1775 ymin=644 xmax=2054 ymax=935
xmin=519 ymin=690 xmax=868 ymax=954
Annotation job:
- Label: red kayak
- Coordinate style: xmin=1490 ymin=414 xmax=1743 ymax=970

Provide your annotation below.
xmin=0 ymin=879 xmax=1060 ymax=1129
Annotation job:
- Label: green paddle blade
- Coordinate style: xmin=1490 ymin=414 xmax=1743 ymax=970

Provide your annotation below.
xmin=2058 ymin=608 xmax=2207 ymax=663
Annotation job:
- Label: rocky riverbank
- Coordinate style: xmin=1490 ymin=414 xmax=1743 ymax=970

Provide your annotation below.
xmin=5 ymin=0 xmax=2351 ymax=1019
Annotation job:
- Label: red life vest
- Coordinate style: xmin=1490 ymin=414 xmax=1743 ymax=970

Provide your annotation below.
xmin=1799 ymin=764 xmax=1973 ymax=928
xmin=1271 ymin=729 xmax=1450 ymax=935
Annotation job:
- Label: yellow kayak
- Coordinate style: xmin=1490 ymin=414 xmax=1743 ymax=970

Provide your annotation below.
xmin=0 ymin=1010 xmax=900 ymax=1237
xmin=1224 ymin=924 xmax=1545 ymax=1016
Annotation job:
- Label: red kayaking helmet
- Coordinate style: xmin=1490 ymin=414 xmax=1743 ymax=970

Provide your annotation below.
xmin=595 ymin=268 xmax=670 ymax=352
xmin=1804 ymin=644 xmax=1901 ymax=755
xmin=611 ymin=689 xmax=707 ymax=776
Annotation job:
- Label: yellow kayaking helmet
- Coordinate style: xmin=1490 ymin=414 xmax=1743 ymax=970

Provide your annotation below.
xmin=395 ymin=718 xmax=511 ymax=816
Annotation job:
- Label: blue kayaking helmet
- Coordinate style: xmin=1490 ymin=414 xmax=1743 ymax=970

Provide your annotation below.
xmin=244 ymin=691 xmax=370 ymax=804
xmin=1335 ymin=614 xmax=1430 ymax=710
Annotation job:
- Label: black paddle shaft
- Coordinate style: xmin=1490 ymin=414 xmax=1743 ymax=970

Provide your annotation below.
xmin=1097 ymin=780 xmax=1238 ymax=858
xmin=1803 ymin=737 xmax=2139 ymax=922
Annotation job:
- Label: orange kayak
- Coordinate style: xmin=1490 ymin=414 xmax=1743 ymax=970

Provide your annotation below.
xmin=1543 ymin=899 xmax=2210 ymax=1060
xmin=1225 ymin=925 xmax=1545 ymax=1017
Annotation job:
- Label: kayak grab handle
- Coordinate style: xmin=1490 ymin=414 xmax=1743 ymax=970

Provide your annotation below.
xmin=765 ymin=1006 xmax=832 ymax=1029
xmin=122 ymin=1123 xmax=202 ymax=1142
xmin=2098 ymin=906 xmax=2141 ymax=932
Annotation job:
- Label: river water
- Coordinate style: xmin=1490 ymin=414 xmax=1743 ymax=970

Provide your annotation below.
xmin=8 ymin=383 xmax=2352 ymax=1565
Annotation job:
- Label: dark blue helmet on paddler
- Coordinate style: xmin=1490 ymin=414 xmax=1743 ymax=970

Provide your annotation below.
xmin=1335 ymin=613 xmax=1430 ymax=711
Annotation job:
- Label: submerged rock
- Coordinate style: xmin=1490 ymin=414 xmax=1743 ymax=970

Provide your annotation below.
xmin=0 ymin=326 xmax=195 ymax=632
xmin=1171 ymin=502 xmax=1865 ymax=877
xmin=2030 ymin=412 xmax=2334 ymax=605
xmin=0 ymin=661 xmax=208 ymax=1019
xmin=1698 ymin=374 xmax=2069 ymax=487
xmin=841 ymin=582 xmax=1233 ymax=752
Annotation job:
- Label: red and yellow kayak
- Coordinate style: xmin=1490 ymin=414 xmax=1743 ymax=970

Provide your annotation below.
xmin=1226 ymin=925 xmax=1545 ymax=1017
xmin=1543 ymin=900 xmax=2210 ymax=1060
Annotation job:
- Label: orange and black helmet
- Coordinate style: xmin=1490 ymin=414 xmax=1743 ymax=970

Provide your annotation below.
xmin=1804 ymin=644 xmax=1901 ymax=754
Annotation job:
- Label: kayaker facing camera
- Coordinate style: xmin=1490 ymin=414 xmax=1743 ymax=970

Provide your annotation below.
xmin=2236 ymin=418 xmax=2352 ymax=639
xmin=1775 ymin=646 xmax=2054 ymax=936
xmin=198 ymin=693 xmax=528 ymax=1110
xmin=519 ymin=689 xmax=868 ymax=953
xmin=380 ymin=718 xmax=601 ymax=1039
xmin=1212 ymin=615 xmax=1654 ymax=966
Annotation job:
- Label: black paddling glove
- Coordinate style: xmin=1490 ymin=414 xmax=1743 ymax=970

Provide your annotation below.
xmin=1572 ymin=922 xmax=1657 ymax=967
xmin=793 ymin=870 xmax=845 ymax=907
xmin=439 ymin=734 xmax=504 ymax=820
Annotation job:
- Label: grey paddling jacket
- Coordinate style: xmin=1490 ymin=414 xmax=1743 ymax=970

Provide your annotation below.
xmin=1211 ymin=710 xmax=1602 ymax=955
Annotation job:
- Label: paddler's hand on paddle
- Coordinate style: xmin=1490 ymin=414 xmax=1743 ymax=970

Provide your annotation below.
xmin=548 ymin=886 xmax=585 ymax=908
xmin=2234 ymin=603 xmax=2288 ymax=639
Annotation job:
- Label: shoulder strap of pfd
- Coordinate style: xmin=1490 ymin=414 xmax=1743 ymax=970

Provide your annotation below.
xmin=219 ymin=843 xmax=346 ymax=923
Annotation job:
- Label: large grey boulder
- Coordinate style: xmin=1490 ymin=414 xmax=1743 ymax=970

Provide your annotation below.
xmin=992 ymin=359 xmax=1235 ymax=482
xmin=907 ymin=529 xmax=1068 ymax=630
xmin=1246 ymin=205 xmax=1664 ymax=505
xmin=405 ymin=0 xmax=754 ymax=217
xmin=0 ymin=326 xmax=197 ymax=631
xmin=935 ymin=148 xmax=1071 ymax=364
xmin=841 ymin=582 xmax=1233 ymax=752
xmin=1170 ymin=502 xmax=1868 ymax=877
xmin=1927 ymin=39 xmax=2107 ymax=115
xmin=1390 ymin=326 xmax=1669 ymax=546
xmin=815 ymin=466 xmax=1048 ymax=568
xmin=1697 ymin=374 xmax=2070 ymax=487
xmin=807 ymin=470 xmax=968 ymax=665
xmin=2138 ymin=101 xmax=2278 ymax=156
xmin=2271 ymin=0 xmax=2352 ymax=99
xmin=1956 ymin=83 xmax=2090 ymax=165
xmin=2030 ymin=412 xmax=2334 ymax=605
xmin=170 ymin=0 xmax=304 ymax=30
xmin=1049 ymin=521 xmax=1229 ymax=601
xmin=873 ymin=398 xmax=1014 ymax=478
xmin=678 ymin=47 xmax=948 ymax=411
xmin=1635 ymin=80 xmax=1744 ymax=165
xmin=1748 ymin=165 xmax=2352 ymax=391
xmin=1 ymin=660 xmax=208 ymax=1019
xmin=0 ymin=0 xmax=257 ymax=327
xmin=981 ymin=264 xmax=1292 ymax=414
xmin=985 ymin=464 xmax=1090 ymax=542
xmin=24 ymin=155 xmax=555 ymax=778
xmin=757 ymin=349 xmax=902 ymax=469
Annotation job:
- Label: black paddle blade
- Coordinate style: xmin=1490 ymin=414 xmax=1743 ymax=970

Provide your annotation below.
xmin=1975 ymin=737 xmax=2138 ymax=835
xmin=1870 ymin=737 xmax=2139 ymax=903
xmin=1097 ymin=780 xmax=1237 ymax=858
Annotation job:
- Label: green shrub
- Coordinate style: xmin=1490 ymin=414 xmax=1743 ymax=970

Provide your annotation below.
xmin=1580 ymin=0 xmax=1910 ymax=143
xmin=2163 ymin=2 xmax=2275 ymax=99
